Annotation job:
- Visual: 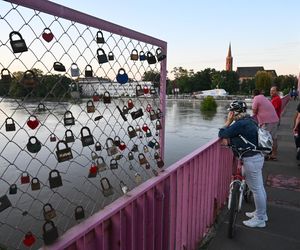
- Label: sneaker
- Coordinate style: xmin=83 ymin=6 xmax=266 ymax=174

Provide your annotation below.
xmin=243 ymin=217 xmax=266 ymax=228
xmin=245 ymin=211 xmax=268 ymax=221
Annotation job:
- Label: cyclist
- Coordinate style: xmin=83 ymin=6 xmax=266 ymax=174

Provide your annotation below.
xmin=218 ymin=100 xmax=268 ymax=228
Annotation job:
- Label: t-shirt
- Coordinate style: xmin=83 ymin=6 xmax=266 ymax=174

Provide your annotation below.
xmin=271 ymin=94 xmax=282 ymax=118
xmin=252 ymin=94 xmax=279 ymax=125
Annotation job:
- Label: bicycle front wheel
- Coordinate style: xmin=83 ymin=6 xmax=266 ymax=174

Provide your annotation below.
xmin=228 ymin=182 xmax=240 ymax=239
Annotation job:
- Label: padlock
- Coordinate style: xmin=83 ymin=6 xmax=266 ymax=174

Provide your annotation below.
xmin=71 ymin=63 xmax=80 ymax=77
xmin=21 ymin=171 xmax=30 ymax=184
xmin=95 ymin=141 xmax=102 ymax=151
xmin=106 ymin=138 xmax=118 ymax=156
xmin=127 ymin=99 xmax=134 ymax=109
xmin=116 ymin=68 xmax=128 ymax=84
xmin=88 ymin=165 xmax=98 ymax=178
xmin=42 ymin=28 xmax=54 ymax=42
xmin=97 ymin=156 xmax=107 ymax=172
xmin=145 ymin=163 xmax=151 ymax=169
xmin=156 ymin=120 xmax=162 ymax=130
xmin=143 ymin=145 xmax=149 ymax=153
xmin=90 ymin=151 xmax=98 ymax=161
xmin=138 ymin=153 xmax=148 ymax=165
xmin=156 ymin=48 xmax=166 ymax=61
xmin=85 ymin=65 xmax=93 ymax=77
xmin=50 ymin=133 xmax=57 ymax=142
xmin=80 ymin=127 xmax=94 ymax=147
xmin=49 ymin=170 xmax=63 ymax=189
xmin=131 ymin=144 xmax=139 ymax=152
xmin=127 ymin=126 xmax=137 ymax=139
xmin=97 ymin=48 xmax=108 ymax=64
xmin=27 ymin=136 xmax=42 ymax=153
xmin=120 ymin=181 xmax=129 ymax=194
xmin=23 ymin=231 xmax=36 ymax=247
xmin=100 ymin=177 xmax=114 ymax=197
xmin=139 ymin=51 xmax=146 ymax=61
xmin=148 ymin=139 xmax=156 ymax=149
xmin=9 ymin=184 xmax=17 ymax=195
xmin=154 ymin=152 xmax=160 ymax=160
xmin=5 ymin=117 xmax=16 ymax=132
xmin=96 ymin=30 xmax=105 ymax=43
xmin=31 ymin=177 xmax=41 ymax=191
xmin=43 ymin=203 xmax=56 ymax=221
xmin=42 ymin=220 xmax=59 ymax=245
xmin=1 ymin=68 xmax=11 ymax=83
xmin=110 ymin=159 xmax=118 ymax=170
xmin=152 ymin=169 xmax=158 ymax=176
xmin=145 ymin=129 xmax=152 ymax=138
xmin=53 ymin=61 xmax=66 ymax=72
xmin=122 ymin=105 xmax=129 ymax=115
xmin=156 ymin=108 xmax=163 ymax=119
xmin=21 ymin=70 xmax=38 ymax=88
xmin=119 ymin=141 xmax=126 ymax=151
xmin=37 ymin=103 xmax=46 ymax=112
xmin=63 ymin=111 xmax=75 ymax=126
xmin=146 ymin=104 xmax=152 ymax=113
xmin=131 ymin=108 xmax=144 ymax=120
xmin=92 ymin=92 xmax=100 ymax=102
xmin=143 ymin=85 xmax=149 ymax=94
xmin=150 ymin=110 xmax=157 ymax=121
xmin=108 ymin=51 xmax=114 ymax=61
xmin=157 ymin=157 xmax=165 ymax=168
xmin=0 ymin=194 xmax=11 ymax=213
xmin=136 ymin=84 xmax=144 ymax=96
xmin=146 ymin=51 xmax=157 ymax=64
xmin=155 ymin=141 xmax=160 ymax=149
xmin=75 ymin=206 xmax=85 ymax=220
xmin=56 ymin=140 xmax=73 ymax=162
xmin=65 ymin=129 xmax=75 ymax=143
xmin=103 ymin=91 xmax=111 ymax=104
xmin=134 ymin=173 xmax=142 ymax=183
xmin=150 ymin=86 xmax=157 ymax=95
xmin=130 ymin=49 xmax=138 ymax=60
xmin=128 ymin=152 xmax=134 ymax=161
xmin=9 ymin=31 xmax=28 ymax=53
xmin=27 ymin=115 xmax=39 ymax=130
xmin=87 ymin=100 xmax=95 ymax=113
xmin=135 ymin=125 xmax=141 ymax=132
xmin=142 ymin=124 xmax=149 ymax=132
xmin=114 ymin=136 xmax=121 ymax=147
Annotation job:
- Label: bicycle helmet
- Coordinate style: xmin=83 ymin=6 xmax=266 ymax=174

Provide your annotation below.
xmin=227 ymin=100 xmax=247 ymax=113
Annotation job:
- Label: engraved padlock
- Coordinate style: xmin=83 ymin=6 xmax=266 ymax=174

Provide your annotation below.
xmin=53 ymin=61 xmax=66 ymax=72
xmin=96 ymin=30 xmax=105 ymax=43
xmin=100 ymin=177 xmax=114 ymax=197
xmin=85 ymin=64 xmax=93 ymax=77
xmin=56 ymin=140 xmax=73 ymax=162
xmin=87 ymin=100 xmax=95 ymax=113
xmin=9 ymin=184 xmax=17 ymax=195
xmin=70 ymin=63 xmax=80 ymax=77
xmin=138 ymin=153 xmax=148 ymax=165
xmin=110 ymin=159 xmax=118 ymax=170
xmin=156 ymin=48 xmax=166 ymax=61
xmin=97 ymin=48 xmax=108 ymax=64
xmin=116 ymin=68 xmax=128 ymax=84
xmin=31 ymin=177 xmax=41 ymax=191
xmin=131 ymin=108 xmax=144 ymax=120
xmin=146 ymin=51 xmax=157 ymax=64
xmin=0 ymin=194 xmax=12 ymax=213
xmin=95 ymin=141 xmax=102 ymax=151
xmin=108 ymin=51 xmax=114 ymax=61
xmin=75 ymin=206 xmax=85 ymax=220
xmin=103 ymin=91 xmax=111 ymax=104
xmin=21 ymin=171 xmax=30 ymax=184
xmin=136 ymin=84 xmax=144 ymax=96
xmin=5 ymin=117 xmax=16 ymax=132
xmin=27 ymin=136 xmax=42 ymax=154
xmin=49 ymin=170 xmax=63 ymax=189
xmin=97 ymin=156 xmax=107 ymax=172
xmin=1 ymin=68 xmax=12 ymax=82
xmin=106 ymin=137 xmax=118 ymax=156
xmin=130 ymin=49 xmax=138 ymax=61
xmin=21 ymin=70 xmax=38 ymax=88
xmin=80 ymin=126 xmax=94 ymax=147
xmin=139 ymin=51 xmax=146 ymax=61
xmin=65 ymin=129 xmax=75 ymax=143
xmin=63 ymin=111 xmax=75 ymax=126
xmin=50 ymin=133 xmax=57 ymax=142
xmin=43 ymin=203 xmax=56 ymax=221
xmin=42 ymin=221 xmax=59 ymax=245
xmin=9 ymin=31 xmax=28 ymax=53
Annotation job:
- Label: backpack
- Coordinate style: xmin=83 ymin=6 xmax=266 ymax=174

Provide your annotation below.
xmin=257 ymin=126 xmax=273 ymax=154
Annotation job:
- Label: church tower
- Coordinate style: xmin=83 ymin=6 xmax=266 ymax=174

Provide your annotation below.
xmin=226 ymin=43 xmax=233 ymax=71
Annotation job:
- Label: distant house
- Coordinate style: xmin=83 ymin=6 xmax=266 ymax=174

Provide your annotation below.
xmin=236 ymin=66 xmax=277 ymax=82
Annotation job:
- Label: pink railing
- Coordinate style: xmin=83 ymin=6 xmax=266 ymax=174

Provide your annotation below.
xmin=46 ymin=138 xmax=234 ymax=250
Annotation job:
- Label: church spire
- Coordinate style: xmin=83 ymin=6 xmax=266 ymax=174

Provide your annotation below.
xmin=226 ymin=42 xmax=233 ymax=71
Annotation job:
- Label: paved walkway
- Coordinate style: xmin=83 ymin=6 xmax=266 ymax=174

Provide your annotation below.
xmin=202 ymin=100 xmax=300 ymax=250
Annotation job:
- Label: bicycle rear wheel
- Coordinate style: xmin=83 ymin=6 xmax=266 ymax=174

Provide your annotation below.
xmin=228 ymin=182 xmax=240 ymax=239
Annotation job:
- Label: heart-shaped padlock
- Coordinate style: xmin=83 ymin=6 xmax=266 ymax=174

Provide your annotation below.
xmin=118 ymin=141 xmax=126 ymax=151
xmin=42 ymin=28 xmax=54 ymax=42
xmin=116 ymin=68 xmax=128 ymax=84
xmin=142 ymin=124 xmax=149 ymax=132
xmin=27 ymin=115 xmax=39 ymax=129
xmin=143 ymin=86 xmax=149 ymax=94
xmin=27 ymin=136 xmax=42 ymax=153
xmin=23 ymin=232 xmax=36 ymax=247
xmin=88 ymin=165 xmax=98 ymax=178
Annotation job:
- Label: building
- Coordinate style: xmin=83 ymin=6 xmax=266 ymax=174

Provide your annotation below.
xmin=225 ymin=43 xmax=233 ymax=71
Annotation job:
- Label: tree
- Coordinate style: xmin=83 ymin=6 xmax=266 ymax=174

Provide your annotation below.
xmin=142 ymin=70 xmax=160 ymax=87
xmin=255 ymin=71 xmax=272 ymax=95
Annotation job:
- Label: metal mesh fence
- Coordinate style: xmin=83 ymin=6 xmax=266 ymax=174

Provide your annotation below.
xmin=0 ymin=1 xmax=166 ymax=249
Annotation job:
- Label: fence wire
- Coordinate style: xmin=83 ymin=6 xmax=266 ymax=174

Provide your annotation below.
xmin=0 ymin=1 xmax=166 ymax=249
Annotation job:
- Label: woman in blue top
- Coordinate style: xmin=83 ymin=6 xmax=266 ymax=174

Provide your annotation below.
xmin=219 ymin=100 xmax=267 ymax=228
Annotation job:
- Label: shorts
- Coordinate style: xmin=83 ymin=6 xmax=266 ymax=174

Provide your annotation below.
xmin=262 ymin=122 xmax=278 ymax=140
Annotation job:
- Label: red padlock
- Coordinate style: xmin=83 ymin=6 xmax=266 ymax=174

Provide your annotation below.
xmin=146 ymin=104 xmax=152 ymax=112
xmin=89 ymin=165 xmax=98 ymax=174
xmin=23 ymin=231 xmax=36 ymax=247
xmin=118 ymin=142 xmax=126 ymax=151
xmin=21 ymin=172 xmax=30 ymax=184
xmin=142 ymin=123 xmax=149 ymax=132
xmin=27 ymin=115 xmax=39 ymax=130
xmin=93 ymin=92 xmax=100 ymax=102
xmin=127 ymin=99 xmax=134 ymax=110
xmin=143 ymin=86 xmax=149 ymax=94
xmin=42 ymin=28 xmax=54 ymax=43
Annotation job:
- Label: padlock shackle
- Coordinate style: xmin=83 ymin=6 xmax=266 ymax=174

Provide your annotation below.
xmin=65 ymin=129 xmax=74 ymax=136
xmin=9 ymin=31 xmax=23 ymax=40
xmin=97 ymin=48 xmax=105 ymax=55
xmin=131 ymin=49 xmax=138 ymax=54
xmin=43 ymin=27 xmax=52 ymax=33
xmin=56 ymin=140 xmax=69 ymax=150
xmin=1 ymin=68 xmax=10 ymax=75
xmin=96 ymin=30 xmax=103 ymax=37
xmin=80 ymin=126 xmax=92 ymax=136
xmin=85 ymin=64 xmax=92 ymax=70
xmin=105 ymin=137 xmax=114 ymax=147
xmin=87 ymin=100 xmax=94 ymax=106
xmin=64 ymin=110 xmax=74 ymax=118
xmin=42 ymin=220 xmax=56 ymax=232
xmin=49 ymin=169 xmax=60 ymax=178
xmin=5 ymin=117 xmax=14 ymax=123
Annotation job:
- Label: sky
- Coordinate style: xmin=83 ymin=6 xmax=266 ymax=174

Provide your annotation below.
xmin=10 ymin=0 xmax=300 ymax=78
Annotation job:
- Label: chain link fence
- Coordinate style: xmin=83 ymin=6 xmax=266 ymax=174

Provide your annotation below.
xmin=0 ymin=1 xmax=166 ymax=249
